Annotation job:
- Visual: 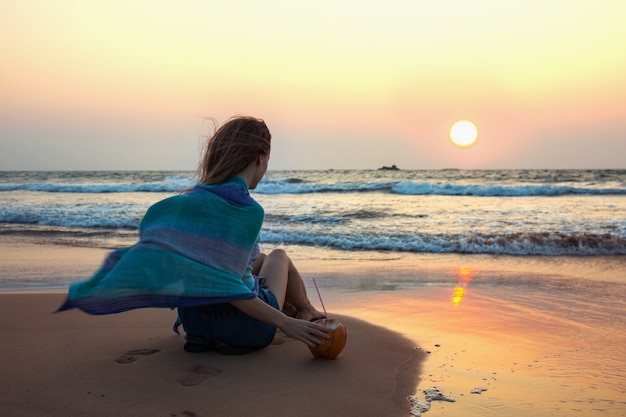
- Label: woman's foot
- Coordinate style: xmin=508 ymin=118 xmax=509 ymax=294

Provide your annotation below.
xmin=295 ymin=304 xmax=326 ymax=322
xmin=282 ymin=302 xmax=297 ymax=318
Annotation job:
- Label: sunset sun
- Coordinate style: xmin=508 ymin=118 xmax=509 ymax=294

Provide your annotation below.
xmin=450 ymin=120 xmax=478 ymax=147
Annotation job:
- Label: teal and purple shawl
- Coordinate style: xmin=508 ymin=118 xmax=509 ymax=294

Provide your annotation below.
xmin=57 ymin=176 xmax=264 ymax=315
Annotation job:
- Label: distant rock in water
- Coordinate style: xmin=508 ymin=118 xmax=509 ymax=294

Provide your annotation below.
xmin=378 ymin=164 xmax=400 ymax=171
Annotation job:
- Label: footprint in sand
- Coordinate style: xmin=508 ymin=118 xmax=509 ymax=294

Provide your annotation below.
xmin=115 ymin=348 xmax=160 ymax=364
xmin=179 ymin=365 xmax=221 ymax=386
xmin=169 ymin=411 xmax=197 ymax=417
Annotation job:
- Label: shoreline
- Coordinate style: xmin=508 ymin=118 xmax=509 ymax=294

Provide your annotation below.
xmin=1 ymin=238 xmax=625 ymax=416
xmin=2 ymin=235 xmax=625 ymax=292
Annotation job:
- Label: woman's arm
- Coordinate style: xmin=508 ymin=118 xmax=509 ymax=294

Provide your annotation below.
xmin=230 ymin=298 xmax=328 ymax=347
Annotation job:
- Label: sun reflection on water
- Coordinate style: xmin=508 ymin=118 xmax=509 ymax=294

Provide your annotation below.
xmin=452 ymin=266 xmax=476 ymax=306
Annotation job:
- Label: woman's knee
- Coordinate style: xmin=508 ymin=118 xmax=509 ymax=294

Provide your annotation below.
xmin=266 ymin=248 xmax=289 ymax=263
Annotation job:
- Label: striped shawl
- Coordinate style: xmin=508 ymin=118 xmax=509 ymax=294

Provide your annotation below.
xmin=57 ymin=176 xmax=264 ymax=314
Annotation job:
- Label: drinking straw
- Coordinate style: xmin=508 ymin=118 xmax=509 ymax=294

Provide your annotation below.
xmin=312 ymin=278 xmax=328 ymax=319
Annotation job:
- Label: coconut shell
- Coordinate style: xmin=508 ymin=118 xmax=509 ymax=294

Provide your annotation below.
xmin=308 ymin=318 xmax=347 ymax=359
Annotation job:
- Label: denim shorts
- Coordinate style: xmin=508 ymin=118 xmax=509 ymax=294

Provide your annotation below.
xmin=178 ymin=285 xmax=279 ymax=354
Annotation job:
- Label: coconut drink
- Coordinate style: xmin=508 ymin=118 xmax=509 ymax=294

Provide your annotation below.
xmin=308 ymin=318 xmax=347 ymax=359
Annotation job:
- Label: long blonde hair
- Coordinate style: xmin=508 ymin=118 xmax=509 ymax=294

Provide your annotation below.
xmin=197 ymin=116 xmax=271 ymax=185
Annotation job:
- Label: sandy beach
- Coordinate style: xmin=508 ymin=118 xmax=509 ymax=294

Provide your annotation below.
xmin=1 ymin=239 xmax=625 ymax=416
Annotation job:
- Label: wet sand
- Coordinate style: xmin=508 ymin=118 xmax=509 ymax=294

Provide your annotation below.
xmin=1 ymin=240 xmax=625 ymax=416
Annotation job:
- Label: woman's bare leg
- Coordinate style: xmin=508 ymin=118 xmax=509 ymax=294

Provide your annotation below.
xmin=253 ymin=252 xmax=296 ymax=316
xmin=256 ymin=249 xmax=325 ymax=321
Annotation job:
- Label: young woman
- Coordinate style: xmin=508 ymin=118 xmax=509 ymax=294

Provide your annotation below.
xmin=58 ymin=116 xmax=327 ymax=354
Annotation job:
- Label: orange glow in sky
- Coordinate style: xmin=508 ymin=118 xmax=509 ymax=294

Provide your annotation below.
xmin=1 ymin=1 xmax=625 ymax=170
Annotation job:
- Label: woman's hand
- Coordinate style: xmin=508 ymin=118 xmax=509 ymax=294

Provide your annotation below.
xmin=279 ymin=317 xmax=329 ymax=347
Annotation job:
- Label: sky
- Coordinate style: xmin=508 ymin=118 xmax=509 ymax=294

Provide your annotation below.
xmin=1 ymin=0 xmax=625 ymax=170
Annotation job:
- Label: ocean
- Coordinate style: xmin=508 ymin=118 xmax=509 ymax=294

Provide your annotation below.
xmin=1 ymin=169 xmax=625 ymax=255
xmin=1 ymin=169 xmax=625 ymax=291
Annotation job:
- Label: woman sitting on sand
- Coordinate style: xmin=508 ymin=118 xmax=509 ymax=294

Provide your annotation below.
xmin=58 ymin=116 xmax=327 ymax=354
